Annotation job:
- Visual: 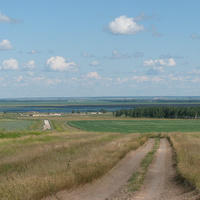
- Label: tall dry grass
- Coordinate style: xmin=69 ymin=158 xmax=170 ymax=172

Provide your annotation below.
xmin=0 ymin=130 xmax=147 ymax=200
xmin=168 ymin=132 xmax=200 ymax=191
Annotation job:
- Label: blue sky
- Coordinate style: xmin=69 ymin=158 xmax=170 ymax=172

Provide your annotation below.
xmin=0 ymin=0 xmax=200 ymax=98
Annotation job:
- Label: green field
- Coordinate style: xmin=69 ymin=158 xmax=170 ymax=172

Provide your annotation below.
xmin=0 ymin=120 xmax=35 ymax=130
xmin=67 ymin=119 xmax=200 ymax=133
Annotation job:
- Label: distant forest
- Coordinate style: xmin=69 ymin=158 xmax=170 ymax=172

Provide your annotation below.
xmin=113 ymin=106 xmax=200 ymax=119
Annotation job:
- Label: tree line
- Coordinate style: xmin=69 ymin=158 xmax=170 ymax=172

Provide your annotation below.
xmin=113 ymin=106 xmax=200 ymax=119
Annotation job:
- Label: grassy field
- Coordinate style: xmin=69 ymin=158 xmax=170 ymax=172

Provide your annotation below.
xmin=0 ymin=122 xmax=147 ymax=200
xmin=67 ymin=119 xmax=200 ymax=133
xmin=168 ymin=132 xmax=200 ymax=191
xmin=0 ymin=113 xmax=200 ymax=199
xmin=0 ymin=119 xmax=36 ymax=131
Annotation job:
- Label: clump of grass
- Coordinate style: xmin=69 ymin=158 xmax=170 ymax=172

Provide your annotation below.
xmin=168 ymin=132 xmax=200 ymax=192
xmin=51 ymin=120 xmax=65 ymax=131
xmin=128 ymin=137 xmax=160 ymax=191
xmin=0 ymin=130 xmax=147 ymax=200
xmin=0 ymin=131 xmax=44 ymax=139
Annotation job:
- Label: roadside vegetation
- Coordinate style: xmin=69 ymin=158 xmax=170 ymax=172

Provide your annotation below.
xmin=128 ymin=137 xmax=160 ymax=191
xmin=0 ymin=125 xmax=147 ymax=200
xmin=168 ymin=132 xmax=200 ymax=191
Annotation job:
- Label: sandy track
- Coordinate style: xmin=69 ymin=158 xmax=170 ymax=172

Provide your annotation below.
xmin=44 ymin=139 xmax=155 ymax=200
xmin=43 ymin=120 xmax=51 ymax=130
xmin=133 ymin=138 xmax=172 ymax=200
xmin=113 ymin=138 xmax=200 ymax=200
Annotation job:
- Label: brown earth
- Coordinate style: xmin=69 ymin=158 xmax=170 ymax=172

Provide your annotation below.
xmin=44 ymin=138 xmax=200 ymax=200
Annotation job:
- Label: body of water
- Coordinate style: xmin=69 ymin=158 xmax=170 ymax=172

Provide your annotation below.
xmin=1 ymin=104 xmax=200 ymax=113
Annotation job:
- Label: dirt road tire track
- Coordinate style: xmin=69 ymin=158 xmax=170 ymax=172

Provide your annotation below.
xmin=130 ymin=138 xmax=200 ymax=200
xmin=44 ymin=139 xmax=155 ymax=200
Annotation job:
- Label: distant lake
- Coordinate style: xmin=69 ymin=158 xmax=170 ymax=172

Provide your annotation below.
xmin=1 ymin=104 xmax=200 ymax=113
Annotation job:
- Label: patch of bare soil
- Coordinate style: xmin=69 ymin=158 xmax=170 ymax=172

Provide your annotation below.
xmin=43 ymin=120 xmax=51 ymax=130
xmin=44 ymin=139 xmax=155 ymax=200
xmin=111 ymin=138 xmax=200 ymax=200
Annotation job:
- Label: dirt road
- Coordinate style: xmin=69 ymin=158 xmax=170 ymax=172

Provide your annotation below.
xmin=113 ymin=138 xmax=200 ymax=200
xmin=44 ymin=138 xmax=200 ymax=200
xmin=43 ymin=120 xmax=51 ymax=130
xmin=44 ymin=139 xmax=155 ymax=200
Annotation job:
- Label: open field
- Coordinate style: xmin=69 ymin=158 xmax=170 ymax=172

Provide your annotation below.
xmin=0 ymin=113 xmax=200 ymax=199
xmin=0 ymin=119 xmax=37 ymax=131
xmin=67 ymin=119 xmax=200 ymax=133
xmin=169 ymin=132 xmax=200 ymax=192
xmin=0 ymin=122 xmax=147 ymax=200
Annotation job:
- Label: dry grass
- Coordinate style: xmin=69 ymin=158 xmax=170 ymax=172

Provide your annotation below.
xmin=168 ymin=132 xmax=200 ymax=191
xmin=0 ymin=128 xmax=147 ymax=200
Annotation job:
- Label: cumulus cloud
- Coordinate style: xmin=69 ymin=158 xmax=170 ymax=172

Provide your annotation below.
xmin=46 ymin=56 xmax=78 ymax=72
xmin=85 ymin=72 xmax=101 ymax=79
xmin=0 ymin=12 xmax=22 ymax=24
xmin=0 ymin=39 xmax=13 ymax=50
xmin=143 ymin=58 xmax=176 ymax=67
xmin=3 ymin=58 xmax=19 ymax=70
xmin=23 ymin=60 xmax=36 ymax=70
xmin=107 ymin=15 xmax=145 ymax=35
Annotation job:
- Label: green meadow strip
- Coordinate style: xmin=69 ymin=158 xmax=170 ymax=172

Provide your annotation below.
xmin=128 ymin=137 xmax=160 ymax=191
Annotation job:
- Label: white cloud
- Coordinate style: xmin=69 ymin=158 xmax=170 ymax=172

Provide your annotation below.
xmin=131 ymin=76 xmax=164 ymax=83
xmin=0 ymin=39 xmax=13 ymax=50
xmin=90 ymin=61 xmax=99 ymax=66
xmin=0 ymin=12 xmax=21 ymax=24
xmin=132 ymin=76 xmax=150 ymax=82
xmin=3 ymin=58 xmax=19 ymax=70
xmin=85 ymin=72 xmax=101 ymax=79
xmin=143 ymin=58 xmax=176 ymax=67
xmin=132 ymin=75 xmax=164 ymax=83
xmin=107 ymin=15 xmax=145 ymax=35
xmin=0 ymin=12 xmax=11 ymax=23
xmin=46 ymin=56 xmax=78 ymax=72
xmin=23 ymin=60 xmax=36 ymax=70
xmin=143 ymin=59 xmax=155 ymax=67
